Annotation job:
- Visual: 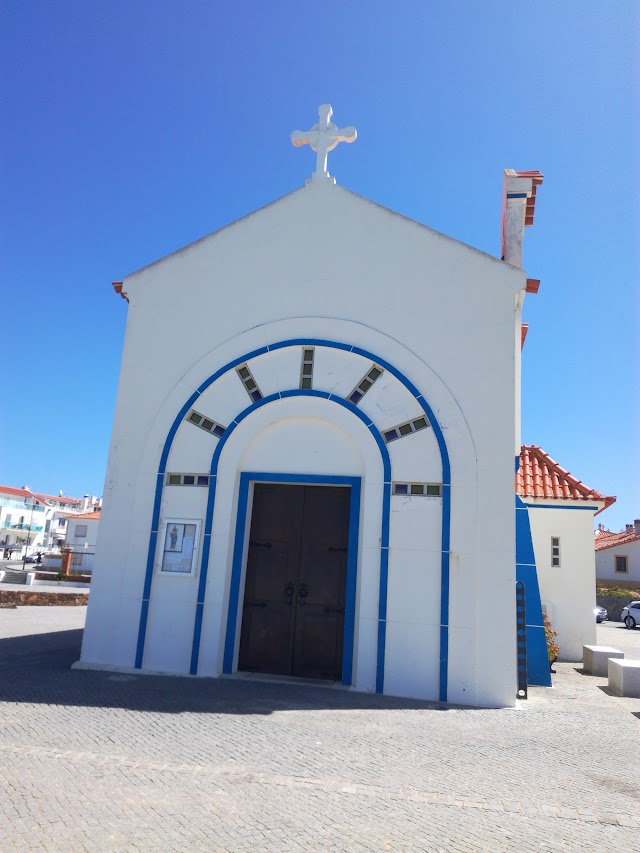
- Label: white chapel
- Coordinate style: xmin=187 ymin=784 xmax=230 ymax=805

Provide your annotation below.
xmin=79 ymin=105 xmax=550 ymax=708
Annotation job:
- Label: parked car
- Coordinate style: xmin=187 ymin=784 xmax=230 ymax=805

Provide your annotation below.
xmin=594 ymin=606 xmax=608 ymax=623
xmin=620 ymin=601 xmax=640 ymax=629
xmin=23 ymin=552 xmax=43 ymax=564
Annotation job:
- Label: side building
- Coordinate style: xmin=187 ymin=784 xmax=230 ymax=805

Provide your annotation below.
xmin=516 ymin=445 xmax=615 ymax=662
xmin=595 ymin=521 xmax=640 ymax=588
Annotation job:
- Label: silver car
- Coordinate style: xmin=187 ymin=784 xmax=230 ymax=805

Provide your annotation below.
xmin=620 ymin=600 xmax=640 ymax=629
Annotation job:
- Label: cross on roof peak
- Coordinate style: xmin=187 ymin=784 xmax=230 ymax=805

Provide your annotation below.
xmin=291 ymin=104 xmax=357 ymax=184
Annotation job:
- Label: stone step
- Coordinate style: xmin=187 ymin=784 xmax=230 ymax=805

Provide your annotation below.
xmin=1 ymin=570 xmax=29 ymax=585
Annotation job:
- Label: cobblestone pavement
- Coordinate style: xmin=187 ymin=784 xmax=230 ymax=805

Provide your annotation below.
xmin=1 ymin=607 xmax=638 ymax=852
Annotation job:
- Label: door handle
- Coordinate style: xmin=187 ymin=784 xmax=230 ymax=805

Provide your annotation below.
xmin=284 ymin=581 xmax=294 ymax=605
xmin=323 ymin=606 xmax=345 ymax=615
xmin=250 ymin=540 xmax=272 ymax=550
xmin=298 ymin=583 xmax=308 ymax=606
xmin=328 ymin=546 xmax=347 ymax=552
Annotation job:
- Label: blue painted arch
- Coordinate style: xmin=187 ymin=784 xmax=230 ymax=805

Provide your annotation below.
xmin=134 ymin=339 xmax=452 ymax=700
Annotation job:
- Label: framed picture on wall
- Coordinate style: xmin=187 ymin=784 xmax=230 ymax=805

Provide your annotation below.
xmin=158 ymin=518 xmax=201 ymax=575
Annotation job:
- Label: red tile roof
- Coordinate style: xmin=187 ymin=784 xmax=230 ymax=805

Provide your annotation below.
xmin=516 ymin=445 xmax=615 ymax=515
xmin=32 ymin=492 xmax=83 ymax=506
xmin=595 ymin=527 xmax=616 ymax=541
xmin=594 ymin=526 xmax=639 ymax=551
xmin=0 ymin=485 xmax=45 ymax=503
xmin=66 ymin=511 xmax=101 ymax=520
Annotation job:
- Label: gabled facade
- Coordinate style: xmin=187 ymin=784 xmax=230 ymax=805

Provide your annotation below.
xmin=78 ymin=108 xmax=558 ymax=707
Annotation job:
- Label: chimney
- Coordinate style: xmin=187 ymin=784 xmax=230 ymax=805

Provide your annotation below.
xmin=635 ymin=519 xmax=640 ymax=536
xmin=626 ymin=524 xmax=634 ymax=533
xmin=501 ymin=169 xmax=544 ymax=268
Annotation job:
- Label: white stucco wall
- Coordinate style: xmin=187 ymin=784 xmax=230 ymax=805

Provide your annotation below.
xmin=528 ymin=503 xmax=598 ymax=661
xmin=81 ymin=180 xmax=526 ymax=708
xmin=66 ymin=517 xmax=100 ymax=571
xmin=595 ymin=538 xmax=640 ymax=584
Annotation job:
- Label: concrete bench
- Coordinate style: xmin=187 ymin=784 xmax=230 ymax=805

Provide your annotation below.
xmin=608 ymin=659 xmax=640 ymax=698
xmin=582 ymin=645 xmax=624 ymax=677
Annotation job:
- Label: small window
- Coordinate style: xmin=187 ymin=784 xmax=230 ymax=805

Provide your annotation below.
xmin=185 ymin=409 xmax=226 ymax=438
xmin=615 ymin=555 xmax=628 ymax=574
xmin=166 ymin=473 xmax=210 ymax=487
xmin=300 ymin=348 xmax=315 ymax=390
xmin=551 ymin=537 xmax=560 ymax=567
xmin=392 ymin=482 xmax=442 ymax=497
xmin=236 ymin=364 xmax=263 ymax=402
xmin=383 ymin=415 xmax=431 ymax=442
xmin=348 ymin=365 xmax=384 ymax=405
xmin=75 ymin=525 xmax=87 ymax=538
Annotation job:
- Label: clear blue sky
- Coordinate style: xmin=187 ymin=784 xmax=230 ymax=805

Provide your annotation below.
xmin=1 ymin=1 xmax=637 ymax=530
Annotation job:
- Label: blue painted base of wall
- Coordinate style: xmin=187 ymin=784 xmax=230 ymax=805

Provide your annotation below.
xmin=516 ymin=495 xmax=552 ymax=687
xmin=525 ymin=625 xmax=551 ymax=685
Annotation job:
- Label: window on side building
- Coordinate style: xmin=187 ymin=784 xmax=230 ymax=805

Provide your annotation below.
xmin=615 ymin=555 xmax=628 ymax=573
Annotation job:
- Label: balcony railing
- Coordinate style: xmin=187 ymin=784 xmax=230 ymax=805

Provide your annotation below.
xmin=1 ymin=522 xmax=44 ymax=532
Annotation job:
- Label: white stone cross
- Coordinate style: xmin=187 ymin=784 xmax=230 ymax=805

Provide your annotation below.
xmin=291 ymin=104 xmax=357 ymax=182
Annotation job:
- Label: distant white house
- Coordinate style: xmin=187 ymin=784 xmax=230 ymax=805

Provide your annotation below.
xmin=35 ymin=492 xmax=102 ymax=551
xmin=0 ymin=486 xmax=47 ymax=557
xmin=0 ymin=484 xmax=102 ymax=559
xmin=65 ymin=511 xmax=101 ymax=572
xmin=516 ymin=445 xmax=615 ymax=661
xmin=595 ymin=521 xmax=640 ymax=587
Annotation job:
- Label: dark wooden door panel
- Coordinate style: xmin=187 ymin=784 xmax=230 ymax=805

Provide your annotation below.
xmin=238 ymin=484 xmax=303 ymax=674
xmin=292 ymin=608 xmax=344 ymax=680
xmin=293 ymin=486 xmax=350 ymax=680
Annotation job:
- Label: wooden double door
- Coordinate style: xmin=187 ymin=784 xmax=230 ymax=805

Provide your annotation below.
xmin=238 ymin=483 xmax=351 ymax=681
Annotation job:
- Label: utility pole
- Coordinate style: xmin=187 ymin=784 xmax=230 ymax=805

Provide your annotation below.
xmin=21 ymin=496 xmax=36 ymax=571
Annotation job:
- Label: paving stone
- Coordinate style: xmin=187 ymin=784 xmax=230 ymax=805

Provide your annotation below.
xmin=0 ymin=608 xmax=639 ymax=850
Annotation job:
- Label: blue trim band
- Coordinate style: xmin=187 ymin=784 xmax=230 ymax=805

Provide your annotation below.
xmin=506 ymin=193 xmax=528 ymax=199
xmin=524 ymin=503 xmax=597 ymax=511
xmin=135 ymin=338 xmax=451 ymax=701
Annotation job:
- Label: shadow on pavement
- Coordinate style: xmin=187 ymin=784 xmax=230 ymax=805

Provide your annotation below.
xmin=0 ymin=627 xmax=484 ymax=716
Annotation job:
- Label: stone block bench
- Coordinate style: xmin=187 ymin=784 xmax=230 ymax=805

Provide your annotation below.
xmin=608 ymin=659 xmax=640 ymax=698
xmin=582 ymin=645 xmax=624 ymax=677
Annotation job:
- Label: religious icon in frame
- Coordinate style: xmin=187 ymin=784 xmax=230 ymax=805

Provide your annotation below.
xmin=158 ymin=518 xmax=201 ymax=575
